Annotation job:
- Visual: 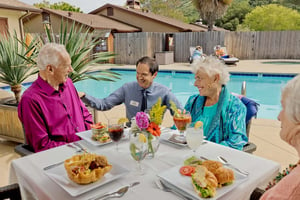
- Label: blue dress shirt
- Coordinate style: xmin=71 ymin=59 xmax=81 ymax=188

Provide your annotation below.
xmin=82 ymin=81 xmax=182 ymax=121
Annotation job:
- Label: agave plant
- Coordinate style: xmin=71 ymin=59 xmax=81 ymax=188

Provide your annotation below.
xmin=43 ymin=21 xmax=120 ymax=83
xmin=0 ymin=32 xmax=39 ymax=103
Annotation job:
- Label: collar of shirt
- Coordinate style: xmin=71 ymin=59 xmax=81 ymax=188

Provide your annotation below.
xmin=138 ymin=82 xmax=155 ymax=93
xmin=36 ymin=74 xmax=67 ymax=95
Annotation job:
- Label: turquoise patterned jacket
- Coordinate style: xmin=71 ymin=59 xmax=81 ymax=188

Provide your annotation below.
xmin=184 ymin=86 xmax=248 ymax=150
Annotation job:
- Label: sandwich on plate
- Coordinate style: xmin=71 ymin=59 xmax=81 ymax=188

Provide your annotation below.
xmin=191 ymin=165 xmax=218 ymax=198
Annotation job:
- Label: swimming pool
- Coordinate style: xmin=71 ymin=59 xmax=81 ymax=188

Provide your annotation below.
xmin=2 ymin=70 xmax=293 ymax=120
xmin=74 ymin=69 xmax=293 ymax=120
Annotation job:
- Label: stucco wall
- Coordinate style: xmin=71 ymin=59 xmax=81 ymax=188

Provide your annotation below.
xmin=23 ymin=14 xmax=44 ymax=33
xmin=0 ymin=9 xmax=24 ymax=38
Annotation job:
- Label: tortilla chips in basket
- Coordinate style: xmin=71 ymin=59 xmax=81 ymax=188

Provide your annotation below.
xmin=64 ymin=153 xmax=112 ymax=184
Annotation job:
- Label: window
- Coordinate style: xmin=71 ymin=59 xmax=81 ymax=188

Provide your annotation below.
xmin=42 ymin=12 xmax=50 ymax=24
xmin=107 ymin=7 xmax=113 ymax=16
xmin=0 ymin=18 xmax=8 ymax=35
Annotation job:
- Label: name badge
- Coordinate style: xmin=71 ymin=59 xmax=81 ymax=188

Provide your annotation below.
xmin=130 ymin=100 xmax=139 ymax=107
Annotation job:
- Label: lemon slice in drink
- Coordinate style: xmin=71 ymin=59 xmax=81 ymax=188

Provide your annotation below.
xmin=194 ymin=121 xmax=203 ymax=129
xmin=138 ymin=133 xmax=147 ymax=143
xmin=118 ymin=117 xmax=129 ymax=125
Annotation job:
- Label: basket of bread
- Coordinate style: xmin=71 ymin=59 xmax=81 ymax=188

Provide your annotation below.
xmin=64 ymin=153 xmax=112 ymax=184
xmin=180 ymin=157 xmax=235 ymax=198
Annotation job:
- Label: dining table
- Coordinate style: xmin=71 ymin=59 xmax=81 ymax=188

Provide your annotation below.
xmin=9 ymin=128 xmax=280 ymax=200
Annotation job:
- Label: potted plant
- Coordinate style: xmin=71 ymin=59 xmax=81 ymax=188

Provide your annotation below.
xmin=0 ymin=32 xmax=39 ymax=105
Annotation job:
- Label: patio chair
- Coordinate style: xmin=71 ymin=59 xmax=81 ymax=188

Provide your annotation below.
xmin=242 ymin=96 xmax=259 ymax=154
xmin=14 ymin=125 xmax=34 ymax=157
xmin=0 ymin=183 xmax=21 ymax=200
xmin=14 ymin=143 xmax=34 ymax=157
xmin=250 ymin=187 xmax=265 ymax=200
xmin=213 ymin=45 xmax=239 ymax=65
xmin=235 ymin=83 xmax=259 ymax=153
xmin=188 ymin=46 xmax=205 ymax=64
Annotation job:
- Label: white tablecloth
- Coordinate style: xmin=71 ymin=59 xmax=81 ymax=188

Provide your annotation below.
xmin=9 ymin=129 xmax=280 ymax=200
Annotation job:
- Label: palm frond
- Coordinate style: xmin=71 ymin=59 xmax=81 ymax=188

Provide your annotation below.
xmin=0 ymin=32 xmax=38 ymax=86
xmin=43 ymin=20 xmax=120 ymax=83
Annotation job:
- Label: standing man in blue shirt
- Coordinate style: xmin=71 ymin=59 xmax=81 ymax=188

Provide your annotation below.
xmin=79 ymin=56 xmax=182 ymax=122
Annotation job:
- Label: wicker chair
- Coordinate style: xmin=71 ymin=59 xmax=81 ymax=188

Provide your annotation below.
xmin=0 ymin=183 xmax=21 ymax=200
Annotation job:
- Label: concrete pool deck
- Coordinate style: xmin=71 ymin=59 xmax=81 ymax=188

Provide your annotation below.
xmin=1 ymin=59 xmax=300 ymax=187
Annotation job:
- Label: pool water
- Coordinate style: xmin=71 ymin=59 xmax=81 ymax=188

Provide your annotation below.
xmin=74 ymin=70 xmax=293 ymax=120
xmin=2 ymin=70 xmax=293 ymax=120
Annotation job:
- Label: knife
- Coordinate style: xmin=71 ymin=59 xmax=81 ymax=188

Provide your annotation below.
xmin=43 ymin=161 xmax=64 ymax=171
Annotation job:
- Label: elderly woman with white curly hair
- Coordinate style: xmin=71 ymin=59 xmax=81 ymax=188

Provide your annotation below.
xmin=184 ymin=56 xmax=248 ymax=150
xmin=259 ymin=74 xmax=300 ymax=200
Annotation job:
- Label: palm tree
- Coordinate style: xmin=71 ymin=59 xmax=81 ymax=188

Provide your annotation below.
xmin=43 ymin=21 xmax=120 ymax=83
xmin=193 ymin=0 xmax=232 ymax=31
xmin=0 ymin=32 xmax=39 ymax=104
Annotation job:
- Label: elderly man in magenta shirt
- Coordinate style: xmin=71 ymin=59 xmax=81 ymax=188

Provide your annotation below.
xmin=18 ymin=43 xmax=93 ymax=152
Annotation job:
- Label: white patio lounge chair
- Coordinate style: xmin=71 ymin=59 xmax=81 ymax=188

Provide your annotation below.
xmin=214 ymin=46 xmax=239 ymax=65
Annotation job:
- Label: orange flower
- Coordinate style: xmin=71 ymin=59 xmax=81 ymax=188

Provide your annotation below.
xmin=146 ymin=122 xmax=161 ymax=137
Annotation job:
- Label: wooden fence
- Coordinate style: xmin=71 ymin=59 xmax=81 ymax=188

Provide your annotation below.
xmin=114 ymin=31 xmax=300 ymax=64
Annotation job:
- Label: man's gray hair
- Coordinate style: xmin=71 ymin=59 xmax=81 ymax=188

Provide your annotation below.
xmin=191 ymin=55 xmax=230 ymax=85
xmin=282 ymin=74 xmax=300 ymax=124
xmin=37 ymin=43 xmax=69 ymax=70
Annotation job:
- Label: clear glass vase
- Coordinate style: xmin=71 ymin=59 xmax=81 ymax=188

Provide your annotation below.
xmin=146 ymin=131 xmax=160 ymax=159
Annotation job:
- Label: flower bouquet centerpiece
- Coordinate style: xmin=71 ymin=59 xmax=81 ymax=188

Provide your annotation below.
xmin=130 ymin=98 xmax=166 ymax=158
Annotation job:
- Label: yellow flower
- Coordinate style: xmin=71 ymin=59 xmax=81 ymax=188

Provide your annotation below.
xmin=148 ymin=97 xmax=166 ymax=125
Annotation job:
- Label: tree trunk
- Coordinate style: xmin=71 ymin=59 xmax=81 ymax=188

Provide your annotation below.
xmin=11 ymin=84 xmax=22 ymax=103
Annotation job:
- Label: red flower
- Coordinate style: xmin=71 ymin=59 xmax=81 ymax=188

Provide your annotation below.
xmin=146 ymin=122 xmax=161 ymax=137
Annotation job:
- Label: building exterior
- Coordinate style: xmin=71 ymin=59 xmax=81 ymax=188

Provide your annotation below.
xmin=89 ymin=3 xmax=208 ymax=33
xmin=23 ymin=8 xmax=141 ymax=63
xmin=0 ymin=0 xmax=41 ymax=39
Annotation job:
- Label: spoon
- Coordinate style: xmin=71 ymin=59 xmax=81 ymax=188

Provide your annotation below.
xmin=155 ymin=179 xmax=191 ymax=200
xmin=217 ymin=156 xmax=249 ymax=176
xmin=91 ymin=182 xmax=140 ymax=200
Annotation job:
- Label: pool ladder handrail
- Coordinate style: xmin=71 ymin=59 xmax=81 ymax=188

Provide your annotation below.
xmin=241 ymin=81 xmax=246 ymax=96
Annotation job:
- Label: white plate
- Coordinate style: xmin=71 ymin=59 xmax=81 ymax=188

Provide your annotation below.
xmin=157 ymin=165 xmax=248 ymax=200
xmin=44 ymin=161 xmax=129 ymax=197
xmin=76 ymin=129 xmax=129 ymax=146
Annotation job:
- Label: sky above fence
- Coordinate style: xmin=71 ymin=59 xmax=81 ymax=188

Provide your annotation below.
xmin=19 ymin=0 xmax=126 ymax=13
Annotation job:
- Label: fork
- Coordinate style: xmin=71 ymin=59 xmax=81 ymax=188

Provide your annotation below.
xmin=67 ymin=144 xmax=82 ymax=153
xmin=73 ymin=142 xmax=88 ymax=153
xmin=155 ymin=179 xmax=191 ymax=200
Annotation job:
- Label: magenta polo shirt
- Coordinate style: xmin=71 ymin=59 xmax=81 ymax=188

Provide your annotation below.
xmin=18 ymin=75 xmax=93 ymax=152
